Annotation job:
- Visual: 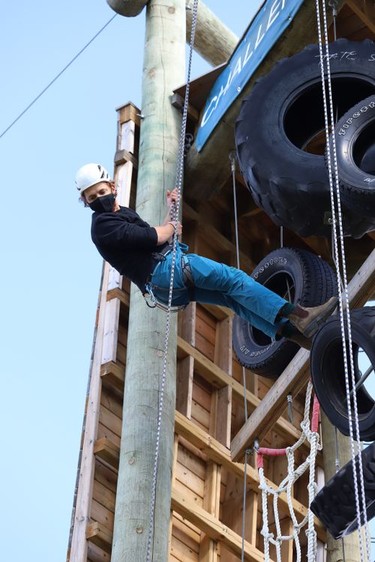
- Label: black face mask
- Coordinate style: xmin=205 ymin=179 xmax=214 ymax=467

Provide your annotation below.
xmin=89 ymin=194 xmax=116 ymax=213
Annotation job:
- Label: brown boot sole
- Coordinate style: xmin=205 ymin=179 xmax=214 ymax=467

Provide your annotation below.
xmin=302 ymin=297 xmax=338 ymax=338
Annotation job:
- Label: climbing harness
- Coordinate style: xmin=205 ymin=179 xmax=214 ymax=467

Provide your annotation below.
xmin=181 ymin=254 xmax=195 ymax=298
xmin=315 ymin=0 xmax=371 ymax=559
xmin=144 ymin=243 xmax=195 ymax=311
xmin=145 ymin=2 xmax=199 ymax=561
xmin=144 ymin=244 xmax=185 ymax=312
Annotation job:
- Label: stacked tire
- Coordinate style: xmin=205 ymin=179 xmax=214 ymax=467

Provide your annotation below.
xmin=310 ymin=441 xmax=375 ymax=540
xmin=235 ymin=39 xmax=375 ymax=238
xmin=232 ymin=247 xmax=337 ymax=379
xmin=233 ymin=39 xmax=375 ymax=541
xmin=308 ymin=307 xmax=375 ymax=539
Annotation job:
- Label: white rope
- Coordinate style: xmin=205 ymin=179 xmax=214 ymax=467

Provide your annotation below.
xmin=230 ymin=146 xmax=251 ymax=562
xmin=145 ymin=2 xmax=199 ymax=560
xmin=258 ymin=382 xmax=321 ymax=562
xmin=230 ymin=153 xmax=249 ymax=424
xmin=314 ymin=2 xmax=371 ymax=559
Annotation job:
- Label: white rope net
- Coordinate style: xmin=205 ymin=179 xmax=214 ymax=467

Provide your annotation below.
xmin=257 ymin=382 xmax=321 ymax=562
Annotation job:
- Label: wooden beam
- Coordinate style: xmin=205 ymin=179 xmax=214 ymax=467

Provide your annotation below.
xmin=106 ymin=287 xmax=130 ymax=308
xmin=116 ymin=102 xmax=141 ymax=127
xmin=94 ymin=437 xmax=120 ymax=470
xmin=174 ymin=411 xmax=326 ymax=542
xmin=68 ymin=263 xmax=111 ymax=562
xmin=108 ymin=0 xmax=238 ymax=65
xmin=185 ymin=0 xmax=238 ymax=66
xmin=86 ymin=521 xmax=113 ymax=554
xmin=183 ymin=203 xmax=255 ymax=272
xmin=171 ymin=92 xmax=200 ymax=123
xmin=100 ymin=361 xmax=125 ymax=393
xmin=231 ymin=249 xmax=375 ymax=461
xmin=92 ymin=413 xmax=326 ymax=543
xmin=101 ymin=298 xmax=120 ymax=364
xmin=177 ymin=336 xmax=320 ymax=460
xmin=114 ymin=148 xmax=138 ymax=169
xmin=345 ymin=248 xmax=375 ymax=307
xmin=171 ymin=487 xmax=268 ymax=562
xmin=68 ymin=102 xmax=138 ymax=562
xmin=346 ymin=0 xmax=375 ymax=36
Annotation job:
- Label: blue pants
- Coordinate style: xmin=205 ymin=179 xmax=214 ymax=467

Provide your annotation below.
xmin=149 ymin=243 xmax=289 ymax=338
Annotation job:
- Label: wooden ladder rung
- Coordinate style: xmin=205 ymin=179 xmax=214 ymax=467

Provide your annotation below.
xmin=106 ymin=287 xmax=130 ymax=307
xmin=94 ymin=437 xmax=120 ymax=470
xmin=100 ymin=361 xmax=125 ymax=393
xmin=86 ymin=520 xmax=113 ymax=553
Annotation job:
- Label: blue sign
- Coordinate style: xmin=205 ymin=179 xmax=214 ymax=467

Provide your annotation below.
xmin=195 ymin=0 xmax=305 ymax=151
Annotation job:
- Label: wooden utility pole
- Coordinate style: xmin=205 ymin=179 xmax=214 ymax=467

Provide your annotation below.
xmin=108 ymin=1 xmax=186 ymax=561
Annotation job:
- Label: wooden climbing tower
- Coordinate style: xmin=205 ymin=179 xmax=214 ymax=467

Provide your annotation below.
xmin=67 ymin=2 xmax=375 ymax=561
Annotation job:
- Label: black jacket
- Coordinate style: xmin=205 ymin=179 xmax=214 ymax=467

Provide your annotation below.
xmin=91 ymin=206 xmax=162 ymax=292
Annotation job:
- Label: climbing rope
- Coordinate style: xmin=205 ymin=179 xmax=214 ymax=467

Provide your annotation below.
xmin=145 ymin=2 xmax=199 ymax=561
xmin=257 ymin=382 xmax=321 ymax=562
xmin=229 ymin=151 xmax=253 ymax=562
xmin=229 ymin=152 xmax=249 ymax=423
xmin=315 ymin=0 xmax=371 ymax=559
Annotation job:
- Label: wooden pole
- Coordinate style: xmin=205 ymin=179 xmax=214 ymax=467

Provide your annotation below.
xmin=110 ymin=1 xmax=185 ymax=561
xmin=185 ymin=0 xmax=238 ymax=66
xmin=108 ymin=0 xmax=238 ymax=66
xmin=106 ymin=0 xmax=147 ymax=17
xmin=320 ymin=413 xmax=361 ymax=562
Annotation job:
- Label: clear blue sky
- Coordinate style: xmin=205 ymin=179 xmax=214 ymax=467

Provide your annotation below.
xmin=1 ymin=2 xmax=373 ymax=562
xmin=0 ymin=2 xmax=264 ymax=561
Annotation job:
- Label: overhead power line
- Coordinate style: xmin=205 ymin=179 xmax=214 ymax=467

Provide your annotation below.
xmin=0 ymin=14 xmax=118 ymax=140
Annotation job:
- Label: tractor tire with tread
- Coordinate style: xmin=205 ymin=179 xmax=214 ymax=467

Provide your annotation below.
xmin=235 ymin=38 xmax=375 ymax=238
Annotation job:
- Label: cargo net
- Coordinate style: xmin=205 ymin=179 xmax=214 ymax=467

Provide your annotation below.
xmin=256 ymin=382 xmax=321 ymax=562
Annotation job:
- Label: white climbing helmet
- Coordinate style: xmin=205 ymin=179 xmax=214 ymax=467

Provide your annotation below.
xmin=75 ymin=163 xmax=112 ymax=195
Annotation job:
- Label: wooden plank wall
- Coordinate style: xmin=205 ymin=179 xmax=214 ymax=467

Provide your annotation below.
xmin=67 ymin=3 xmax=375 ymax=560
xmin=67 ymin=102 xmax=328 ymax=562
xmin=67 ymin=103 xmax=137 ymax=562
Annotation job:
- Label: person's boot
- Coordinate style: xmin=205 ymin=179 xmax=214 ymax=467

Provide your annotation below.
xmin=286 ymin=330 xmax=312 ymax=350
xmin=288 ymin=296 xmax=338 ymax=338
xmin=278 ymin=321 xmax=312 ymax=350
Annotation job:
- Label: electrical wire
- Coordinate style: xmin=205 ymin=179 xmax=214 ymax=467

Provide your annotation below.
xmin=0 ymin=14 xmax=117 ymax=140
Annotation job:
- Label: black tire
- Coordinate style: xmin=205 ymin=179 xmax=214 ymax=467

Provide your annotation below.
xmin=310 ymin=307 xmax=375 ymax=440
xmin=333 ymin=95 xmax=375 ymax=219
xmin=232 ymin=247 xmax=337 ymax=379
xmin=310 ymin=441 xmax=375 ymax=539
xmin=235 ymin=38 xmax=375 ymax=238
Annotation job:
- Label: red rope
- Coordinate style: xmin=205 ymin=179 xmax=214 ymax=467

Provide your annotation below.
xmin=257 ymin=447 xmax=287 ymax=469
xmin=256 ymin=392 xmax=320 ymax=469
xmin=311 ymin=394 xmax=320 ymax=433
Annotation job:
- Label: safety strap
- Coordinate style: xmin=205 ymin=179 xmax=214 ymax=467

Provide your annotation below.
xmin=181 ymin=255 xmax=195 ymax=299
xmin=144 ymin=284 xmax=185 ymax=313
xmin=144 ymin=253 xmax=194 ymax=311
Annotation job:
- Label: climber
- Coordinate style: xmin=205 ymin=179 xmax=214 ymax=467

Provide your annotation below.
xmin=76 ymin=163 xmax=338 ymax=350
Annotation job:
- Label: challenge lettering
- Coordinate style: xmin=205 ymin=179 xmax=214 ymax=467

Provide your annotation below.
xmin=201 ymin=0 xmax=288 ymax=127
